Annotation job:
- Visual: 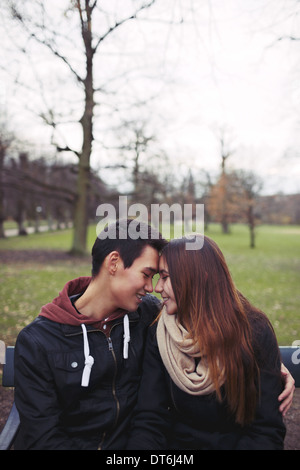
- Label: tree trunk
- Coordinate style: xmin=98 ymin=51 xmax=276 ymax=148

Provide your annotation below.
xmin=70 ymin=4 xmax=94 ymax=255
xmin=70 ymin=91 xmax=94 ymax=254
xmin=248 ymin=203 xmax=255 ymax=248
xmin=71 ymin=158 xmax=90 ymax=254
xmin=220 ymin=173 xmax=230 ymax=234
xmin=0 ymin=147 xmax=5 ymax=238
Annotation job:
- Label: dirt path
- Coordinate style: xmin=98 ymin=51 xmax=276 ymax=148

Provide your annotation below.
xmin=283 ymin=388 xmax=300 ymax=450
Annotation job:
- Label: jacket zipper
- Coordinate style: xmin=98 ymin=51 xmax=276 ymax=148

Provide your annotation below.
xmin=97 ymin=336 xmax=119 ymax=450
xmin=107 ymin=335 xmax=120 ymax=429
xmin=98 ymin=326 xmax=123 ymax=449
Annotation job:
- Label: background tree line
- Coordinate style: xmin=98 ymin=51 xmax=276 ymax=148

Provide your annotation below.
xmin=1 ymin=126 xmax=299 ymax=248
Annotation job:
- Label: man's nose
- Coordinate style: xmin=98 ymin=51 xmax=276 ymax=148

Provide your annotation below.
xmin=144 ymin=278 xmax=153 ymax=293
xmin=155 ymin=278 xmax=163 ymax=293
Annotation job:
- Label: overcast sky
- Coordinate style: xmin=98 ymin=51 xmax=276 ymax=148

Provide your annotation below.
xmin=1 ymin=0 xmax=299 ymax=195
xmin=143 ymin=0 xmax=300 ymax=195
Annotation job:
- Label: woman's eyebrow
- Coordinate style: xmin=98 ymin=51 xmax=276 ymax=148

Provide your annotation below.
xmin=159 ymin=269 xmax=169 ymax=275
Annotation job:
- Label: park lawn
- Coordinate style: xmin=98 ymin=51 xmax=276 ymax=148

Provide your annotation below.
xmin=207 ymin=224 xmax=300 ymax=345
xmin=0 ymin=226 xmax=93 ymax=344
xmin=0 ymin=223 xmax=299 ymax=345
xmin=0 ymin=261 xmax=91 ymax=345
xmin=0 ymin=225 xmax=97 ymax=251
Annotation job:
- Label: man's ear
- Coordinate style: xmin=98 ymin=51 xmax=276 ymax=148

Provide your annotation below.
xmin=106 ymin=251 xmax=121 ymax=275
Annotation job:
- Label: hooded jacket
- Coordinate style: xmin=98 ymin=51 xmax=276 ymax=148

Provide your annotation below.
xmin=14 ymin=277 xmax=161 ymax=450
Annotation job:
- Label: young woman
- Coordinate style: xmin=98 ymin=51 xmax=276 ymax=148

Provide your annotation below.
xmin=127 ymin=235 xmax=287 ymax=450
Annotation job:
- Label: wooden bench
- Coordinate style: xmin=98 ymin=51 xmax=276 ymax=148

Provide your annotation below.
xmin=0 ymin=344 xmax=299 ymax=450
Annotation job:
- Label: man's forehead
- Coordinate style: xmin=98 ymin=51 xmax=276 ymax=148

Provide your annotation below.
xmin=134 ymin=245 xmax=159 ymax=269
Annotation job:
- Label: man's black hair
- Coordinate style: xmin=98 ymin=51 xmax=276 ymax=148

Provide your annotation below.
xmin=91 ymin=219 xmax=167 ymax=277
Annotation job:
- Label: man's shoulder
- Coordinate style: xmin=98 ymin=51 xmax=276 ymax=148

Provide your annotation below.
xmin=138 ymin=294 xmax=162 ymax=323
xmin=140 ymin=293 xmax=162 ymax=312
xmin=16 ymin=316 xmax=61 ymax=344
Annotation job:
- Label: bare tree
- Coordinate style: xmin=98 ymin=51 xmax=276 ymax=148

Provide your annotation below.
xmin=0 ymin=139 xmax=9 ymax=238
xmin=213 ymin=127 xmax=236 ymax=234
xmin=0 ymin=117 xmax=14 ymax=238
xmin=101 ymin=117 xmax=171 ymax=207
xmin=232 ymin=170 xmax=263 ymax=248
xmin=4 ymin=0 xmax=158 ymax=254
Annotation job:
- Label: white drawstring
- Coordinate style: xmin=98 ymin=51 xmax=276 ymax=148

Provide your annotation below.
xmin=123 ymin=314 xmax=130 ymax=359
xmin=81 ymin=324 xmax=94 ymax=387
xmin=80 ymin=316 xmax=130 ymax=386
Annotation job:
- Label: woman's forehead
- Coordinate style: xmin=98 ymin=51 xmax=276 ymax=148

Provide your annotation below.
xmin=158 ymin=255 xmax=168 ymax=271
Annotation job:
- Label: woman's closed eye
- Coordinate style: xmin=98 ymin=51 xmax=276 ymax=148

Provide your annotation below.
xmin=159 ymin=270 xmax=169 ymax=280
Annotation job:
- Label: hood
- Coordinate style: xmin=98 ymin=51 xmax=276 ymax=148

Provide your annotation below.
xmin=39 ymin=276 xmax=131 ymax=387
xmin=40 ymin=277 xmax=95 ymax=326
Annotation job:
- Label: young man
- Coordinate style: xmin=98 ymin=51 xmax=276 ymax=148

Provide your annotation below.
xmin=14 ymin=219 xmax=167 ymax=450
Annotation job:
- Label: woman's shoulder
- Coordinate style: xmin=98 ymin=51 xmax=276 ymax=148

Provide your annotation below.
xmin=247 ymin=309 xmax=281 ymax=370
xmin=247 ymin=308 xmax=275 ymax=339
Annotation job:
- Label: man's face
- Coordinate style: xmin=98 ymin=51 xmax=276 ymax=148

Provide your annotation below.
xmin=111 ymin=245 xmax=159 ymax=312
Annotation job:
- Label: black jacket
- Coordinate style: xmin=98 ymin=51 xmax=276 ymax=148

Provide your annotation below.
xmin=127 ymin=313 xmax=286 ymax=450
xmin=14 ymin=291 xmax=160 ymax=450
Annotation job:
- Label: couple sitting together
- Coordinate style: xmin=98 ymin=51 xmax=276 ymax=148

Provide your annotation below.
xmin=14 ymin=219 xmax=294 ymax=450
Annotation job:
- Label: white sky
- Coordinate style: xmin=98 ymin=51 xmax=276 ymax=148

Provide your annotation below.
xmin=0 ymin=0 xmax=299 ymax=195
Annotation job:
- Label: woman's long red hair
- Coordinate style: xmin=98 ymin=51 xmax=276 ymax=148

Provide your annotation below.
xmin=162 ymin=235 xmax=261 ymax=426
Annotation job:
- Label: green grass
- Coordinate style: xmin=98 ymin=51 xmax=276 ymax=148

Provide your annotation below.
xmin=0 ymin=263 xmax=90 ymax=343
xmin=205 ymin=224 xmax=300 ymax=345
xmin=0 ymin=225 xmax=97 ymax=251
xmin=0 ymin=223 xmax=299 ymax=345
xmin=0 ymin=226 xmax=94 ymax=344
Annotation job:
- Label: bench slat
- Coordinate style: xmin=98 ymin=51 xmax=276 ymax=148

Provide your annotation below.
xmin=2 ymin=346 xmax=15 ymax=387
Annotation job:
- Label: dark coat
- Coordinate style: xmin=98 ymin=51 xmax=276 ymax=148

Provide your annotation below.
xmin=127 ymin=313 xmax=286 ymax=450
xmin=14 ymin=293 xmax=160 ymax=450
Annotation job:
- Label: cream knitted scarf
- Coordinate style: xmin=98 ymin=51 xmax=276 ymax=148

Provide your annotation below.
xmin=157 ymin=307 xmax=225 ymax=395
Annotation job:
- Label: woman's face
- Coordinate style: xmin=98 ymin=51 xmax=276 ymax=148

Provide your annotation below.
xmin=155 ymin=256 xmax=178 ymax=315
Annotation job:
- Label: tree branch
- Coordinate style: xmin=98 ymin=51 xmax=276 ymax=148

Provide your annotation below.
xmin=10 ymin=3 xmax=84 ymax=84
xmin=90 ymin=0 xmax=98 ymax=12
xmin=3 ymin=167 xmax=77 ymax=198
xmin=266 ymin=35 xmax=300 ymax=49
xmin=29 ymin=31 xmax=85 ymax=84
xmin=56 ymin=145 xmax=81 ymax=158
xmin=277 ymin=35 xmax=300 ymax=42
xmin=93 ymin=0 xmax=156 ymax=53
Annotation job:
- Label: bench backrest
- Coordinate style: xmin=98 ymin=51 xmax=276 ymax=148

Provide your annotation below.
xmin=2 ymin=345 xmax=300 ymax=387
xmin=279 ymin=346 xmax=300 ymax=387
xmin=2 ymin=346 xmax=15 ymax=387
